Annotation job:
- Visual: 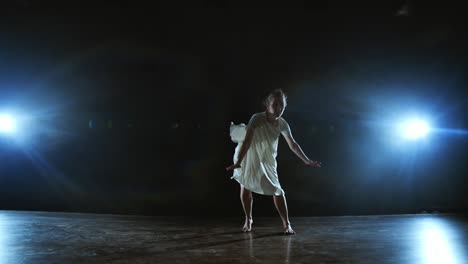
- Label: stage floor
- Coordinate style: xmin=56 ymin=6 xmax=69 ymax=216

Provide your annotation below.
xmin=0 ymin=211 xmax=467 ymax=263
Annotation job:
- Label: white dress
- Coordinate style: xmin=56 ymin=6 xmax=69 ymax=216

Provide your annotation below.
xmin=230 ymin=112 xmax=292 ymax=196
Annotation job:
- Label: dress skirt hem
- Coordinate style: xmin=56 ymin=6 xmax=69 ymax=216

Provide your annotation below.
xmin=231 ymin=175 xmax=285 ymax=196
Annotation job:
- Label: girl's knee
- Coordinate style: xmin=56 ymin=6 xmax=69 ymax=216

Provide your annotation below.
xmin=240 ymin=188 xmax=252 ymax=199
xmin=273 ymin=194 xmax=285 ymax=200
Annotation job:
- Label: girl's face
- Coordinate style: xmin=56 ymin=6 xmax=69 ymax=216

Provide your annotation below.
xmin=267 ymin=96 xmax=285 ymax=118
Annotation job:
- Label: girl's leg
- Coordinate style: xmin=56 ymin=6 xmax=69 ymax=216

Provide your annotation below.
xmin=240 ymin=185 xmax=253 ymax=232
xmin=273 ymin=194 xmax=295 ymax=235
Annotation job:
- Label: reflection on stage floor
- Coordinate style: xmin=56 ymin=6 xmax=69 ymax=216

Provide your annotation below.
xmin=0 ymin=211 xmax=466 ymax=263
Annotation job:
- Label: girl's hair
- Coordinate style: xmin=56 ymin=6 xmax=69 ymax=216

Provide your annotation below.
xmin=263 ymin=89 xmax=287 ymax=107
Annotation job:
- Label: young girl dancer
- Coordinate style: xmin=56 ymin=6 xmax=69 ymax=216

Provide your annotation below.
xmin=226 ymin=89 xmax=321 ymax=235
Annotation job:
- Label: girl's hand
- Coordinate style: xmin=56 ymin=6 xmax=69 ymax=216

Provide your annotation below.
xmin=226 ymin=163 xmax=241 ymax=171
xmin=305 ymin=159 xmax=321 ymax=168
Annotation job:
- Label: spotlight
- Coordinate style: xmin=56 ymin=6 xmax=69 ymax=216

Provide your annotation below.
xmin=399 ymin=119 xmax=430 ymax=140
xmin=0 ymin=114 xmax=16 ymax=134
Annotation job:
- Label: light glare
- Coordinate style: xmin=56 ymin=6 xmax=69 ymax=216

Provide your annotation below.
xmin=0 ymin=114 xmax=15 ymax=133
xmin=400 ymin=119 xmax=430 ymax=139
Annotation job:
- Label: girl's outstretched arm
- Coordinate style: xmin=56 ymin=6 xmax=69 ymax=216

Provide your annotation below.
xmin=226 ymin=126 xmax=255 ymax=171
xmin=283 ymin=134 xmax=321 ymax=168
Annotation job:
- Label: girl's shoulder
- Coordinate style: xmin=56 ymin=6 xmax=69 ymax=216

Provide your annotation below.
xmin=251 ymin=112 xmax=266 ymax=121
xmin=248 ymin=112 xmax=266 ymax=127
xmin=279 ymin=116 xmax=290 ymax=130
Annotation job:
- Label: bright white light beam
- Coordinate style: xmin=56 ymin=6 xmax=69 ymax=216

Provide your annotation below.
xmin=399 ymin=119 xmax=430 ymax=140
xmin=0 ymin=114 xmax=16 ymax=133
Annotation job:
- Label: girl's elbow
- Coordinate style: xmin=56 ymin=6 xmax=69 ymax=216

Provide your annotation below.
xmin=288 ymin=144 xmax=296 ymax=152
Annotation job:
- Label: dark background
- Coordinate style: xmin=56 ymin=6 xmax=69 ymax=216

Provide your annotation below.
xmin=0 ymin=1 xmax=467 ymax=217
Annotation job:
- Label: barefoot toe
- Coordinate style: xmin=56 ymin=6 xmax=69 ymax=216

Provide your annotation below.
xmin=283 ymin=225 xmax=296 ymax=235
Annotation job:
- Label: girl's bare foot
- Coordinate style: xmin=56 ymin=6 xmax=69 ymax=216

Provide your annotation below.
xmin=242 ymin=218 xmax=253 ymax=232
xmin=283 ymin=224 xmax=296 ymax=235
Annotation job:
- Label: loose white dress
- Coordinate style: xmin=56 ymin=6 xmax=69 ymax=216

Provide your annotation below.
xmin=230 ymin=112 xmax=292 ymax=196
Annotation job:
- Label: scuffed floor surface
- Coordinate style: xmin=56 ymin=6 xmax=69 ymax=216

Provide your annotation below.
xmin=0 ymin=211 xmax=467 ymax=263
